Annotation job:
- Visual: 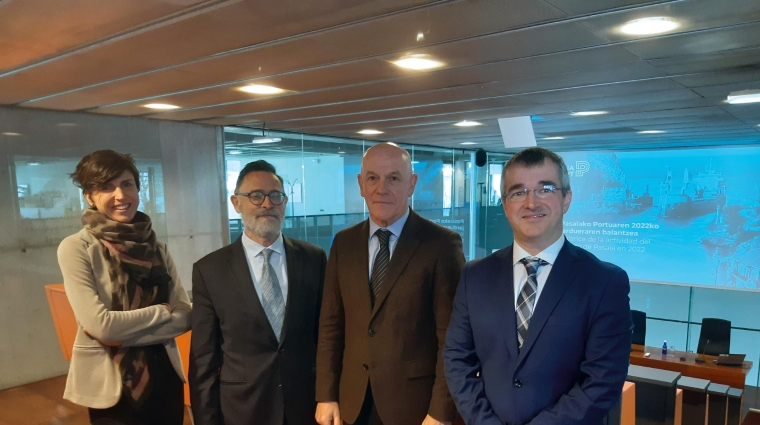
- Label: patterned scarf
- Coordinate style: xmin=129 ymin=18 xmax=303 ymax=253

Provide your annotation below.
xmin=82 ymin=208 xmax=172 ymax=408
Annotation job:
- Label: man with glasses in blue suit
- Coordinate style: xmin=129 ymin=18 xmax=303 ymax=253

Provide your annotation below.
xmin=444 ymin=147 xmax=631 ymax=425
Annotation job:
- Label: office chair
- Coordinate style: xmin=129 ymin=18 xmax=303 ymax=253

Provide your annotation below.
xmin=631 ymin=310 xmax=647 ymax=346
xmin=696 ymin=317 xmax=731 ymax=356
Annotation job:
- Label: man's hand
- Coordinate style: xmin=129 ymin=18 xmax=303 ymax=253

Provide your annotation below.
xmin=422 ymin=414 xmax=451 ymax=425
xmin=315 ymin=401 xmax=342 ymax=425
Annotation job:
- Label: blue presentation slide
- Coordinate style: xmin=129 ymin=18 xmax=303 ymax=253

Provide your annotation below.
xmin=558 ymin=147 xmax=760 ymax=290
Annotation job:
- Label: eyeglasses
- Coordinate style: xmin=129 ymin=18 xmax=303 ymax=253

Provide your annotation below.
xmin=503 ymin=184 xmax=564 ymax=203
xmin=235 ymin=190 xmax=286 ymax=206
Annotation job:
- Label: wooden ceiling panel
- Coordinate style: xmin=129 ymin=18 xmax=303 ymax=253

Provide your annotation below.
xmin=20 ymin=0 xmax=566 ymax=109
xmin=648 ymin=47 xmax=760 ymax=76
xmin=1 ymin=0 xmax=441 ymax=104
xmin=2 ymin=0 xmax=760 ymax=153
xmin=578 ymin=0 xmax=760 ymax=43
xmin=514 ymin=79 xmax=686 ymax=104
xmin=183 ymin=85 xmax=515 ymax=125
xmin=64 ymin=17 xmax=605 ymax=115
xmin=543 ymin=0 xmax=657 ymax=15
xmin=142 ymin=45 xmax=640 ymax=123
xmin=622 ymin=22 xmax=760 ymax=60
xmin=0 ymin=0 xmax=211 ymax=72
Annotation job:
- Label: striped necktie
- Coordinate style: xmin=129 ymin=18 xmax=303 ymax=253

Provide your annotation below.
xmin=260 ymin=248 xmax=285 ymax=340
xmin=370 ymin=229 xmax=392 ymax=308
xmin=516 ymin=257 xmax=548 ymax=349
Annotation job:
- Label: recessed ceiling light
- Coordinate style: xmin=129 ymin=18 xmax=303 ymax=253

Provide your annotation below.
xmin=28 ymin=162 xmax=40 ymax=166
xmin=2 ymin=132 xmax=22 ymax=136
xmin=460 ymin=142 xmax=477 ymax=145
xmin=416 ymin=32 xmax=424 ymax=41
xmin=638 ymin=130 xmax=665 ymax=134
xmin=228 ymin=150 xmax=242 ymax=155
xmin=143 ymin=103 xmax=179 ymax=110
xmin=392 ymin=54 xmax=443 ymax=70
xmin=338 ymin=151 xmax=346 ymax=154
xmin=571 ymin=111 xmax=608 ymax=116
xmin=239 ymin=84 xmax=287 ymax=95
xmin=727 ymin=89 xmax=760 ymax=105
xmin=543 ymin=137 xmax=565 ymax=140
xmin=358 ymin=129 xmax=383 ymax=135
xmin=454 ymin=120 xmax=483 ymax=127
xmin=620 ymin=17 xmax=679 ymax=35
xmin=252 ymin=137 xmax=281 ymax=144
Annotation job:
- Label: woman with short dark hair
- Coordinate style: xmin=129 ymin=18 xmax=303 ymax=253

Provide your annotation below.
xmin=58 ymin=150 xmax=191 ymax=424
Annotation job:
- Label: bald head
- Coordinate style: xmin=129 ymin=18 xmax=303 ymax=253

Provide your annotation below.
xmin=358 ymin=142 xmax=418 ymax=227
xmin=361 ymin=143 xmax=413 ymax=175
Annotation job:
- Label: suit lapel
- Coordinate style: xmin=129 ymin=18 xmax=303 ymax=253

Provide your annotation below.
xmin=280 ymin=236 xmax=302 ymax=347
xmin=370 ymin=211 xmax=422 ymax=320
xmin=493 ymin=246 xmax=519 ymax=360
xmin=227 ymin=237 xmax=279 ymax=345
xmin=348 ymin=221 xmax=373 ymax=316
xmin=516 ymin=240 xmax=578 ymax=367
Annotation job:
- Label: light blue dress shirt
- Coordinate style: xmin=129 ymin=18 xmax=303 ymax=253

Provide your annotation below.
xmin=367 ymin=207 xmax=410 ymax=279
xmin=241 ymin=232 xmax=289 ymax=306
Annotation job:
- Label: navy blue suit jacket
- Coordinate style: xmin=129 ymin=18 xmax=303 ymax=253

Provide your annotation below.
xmin=443 ymin=240 xmax=631 ymax=425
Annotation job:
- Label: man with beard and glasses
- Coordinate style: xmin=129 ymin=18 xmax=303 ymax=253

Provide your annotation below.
xmin=190 ymin=160 xmax=327 ymax=425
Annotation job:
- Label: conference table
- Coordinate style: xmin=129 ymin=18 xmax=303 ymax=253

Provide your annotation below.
xmin=630 ymin=344 xmax=753 ymax=389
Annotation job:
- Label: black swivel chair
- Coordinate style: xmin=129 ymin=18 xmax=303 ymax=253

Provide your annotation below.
xmin=696 ymin=318 xmax=731 ymax=356
xmin=631 ymin=310 xmax=647 ymax=346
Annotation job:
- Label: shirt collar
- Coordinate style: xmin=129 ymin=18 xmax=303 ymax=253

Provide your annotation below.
xmin=369 ymin=207 xmax=410 ymax=239
xmin=513 ymin=235 xmax=565 ymax=266
xmin=242 ymin=232 xmax=285 ymax=257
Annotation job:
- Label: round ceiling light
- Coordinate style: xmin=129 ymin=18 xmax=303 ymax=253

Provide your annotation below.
xmin=620 ymin=17 xmax=679 ymax=35
xmin=454 ymin=120 xmax=483 ymax=127
xmin=392 ymin=54 xmax=443 ymax=70
xmin=143 ymin=103 xmax=180 ymax=110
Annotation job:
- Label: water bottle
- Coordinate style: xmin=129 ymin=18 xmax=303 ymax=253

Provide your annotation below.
xmin=662 ymin=340 xmax=668 ymax=356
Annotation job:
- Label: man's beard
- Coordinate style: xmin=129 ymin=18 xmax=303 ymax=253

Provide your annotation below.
xmin=242 ymin=209 xmax=284 ymax=241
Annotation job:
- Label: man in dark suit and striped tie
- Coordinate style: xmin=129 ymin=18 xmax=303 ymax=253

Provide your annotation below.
xmin=315 ymin=143 xmax=465 ymax=425
xmin=443 ymin=147 xmax=632 ymax=425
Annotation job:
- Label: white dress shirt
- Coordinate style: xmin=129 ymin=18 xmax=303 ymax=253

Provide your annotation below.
xmin=367 ymin=208 xmax=410 ymax=278
xmin=512 ymin=235 xmax=565 ymax=309
xmin=241 ymin=232 xmax=289 ymax=305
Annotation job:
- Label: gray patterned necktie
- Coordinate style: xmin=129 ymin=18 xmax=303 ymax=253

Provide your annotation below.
xmin=516 ymin=257 xmax=548 ymax=349
xmin=260 ymin=248 xmax=285 ymax=340
xmin=370 ymin=229 xmax=392 ymax=308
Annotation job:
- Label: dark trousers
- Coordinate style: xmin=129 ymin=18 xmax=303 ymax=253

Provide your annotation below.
xmin=350 ymin=384 xmax=384 ymax=425
xmin=88 ymin=345 xmax=184 ymax=425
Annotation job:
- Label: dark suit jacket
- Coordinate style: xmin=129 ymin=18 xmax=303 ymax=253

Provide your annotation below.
xmin=316 ymin=209 xmax=465 ymax=425
xmin=443 ymin=240 xmax=631 ymax=425
xmin=190 ymin=236 xmax=326 ymax=425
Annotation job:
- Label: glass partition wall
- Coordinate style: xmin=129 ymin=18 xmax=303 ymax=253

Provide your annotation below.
xmin=223 ymin=127 xmax=481 ymax=260
xmin=223 ymin=127 xmax=760 ymax=386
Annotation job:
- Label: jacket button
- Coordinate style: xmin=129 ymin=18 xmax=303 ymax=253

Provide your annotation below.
xmin=363 ymin=364 xmax=369 ymax=370
xmin=368 ymin=329 xmax=375 ymax=337
xmin=513 ymin=379 xmax=522 ymax=388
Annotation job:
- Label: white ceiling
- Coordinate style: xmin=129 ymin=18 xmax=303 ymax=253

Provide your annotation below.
xmin=2 ymin=0 xmax=760 ymax=152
